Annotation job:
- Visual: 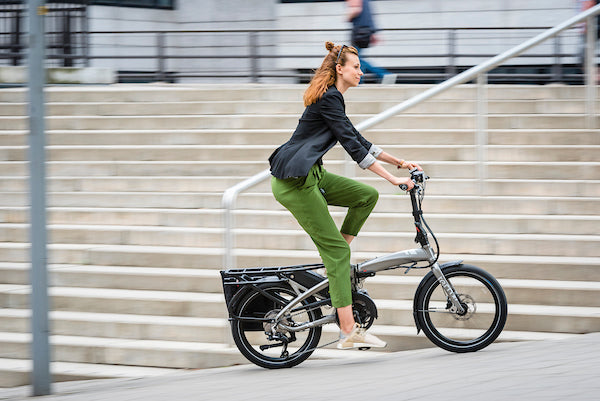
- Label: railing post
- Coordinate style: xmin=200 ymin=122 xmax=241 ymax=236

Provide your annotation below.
xmin=249 ymin=31 xmax=259 ymax=83
xmin=223 ymin=195 xmax=235 ymax=269
xmin=585 ymin=14 xmax=597 ymax=129
xmin=446 ymin=29 xmax=457 ymax=79
xmin=552 ymin=35 xmax=562 ymax=83
xmin=156 ymin=31 xmax=166 ymax=82
xmin=222 ymin=169 xmax=272 ymax=269
xmin=476 ymin=73 xmax=488 ymax=196
xmin=11 ymin=9 xmax=23 ymax=66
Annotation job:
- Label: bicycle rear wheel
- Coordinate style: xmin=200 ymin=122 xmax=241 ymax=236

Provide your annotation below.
xmin=231 ymin=283 xmax=322 ymax=369
xmin=414 ymin=264 xmax=507 ymax=353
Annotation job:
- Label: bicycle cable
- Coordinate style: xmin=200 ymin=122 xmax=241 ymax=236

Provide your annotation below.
xmin=417 ymin=179 xmax=440 ymax=267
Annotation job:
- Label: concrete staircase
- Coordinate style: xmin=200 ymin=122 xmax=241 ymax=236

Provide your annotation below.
xmin=0 ymin=83 xmax=599 ymax=386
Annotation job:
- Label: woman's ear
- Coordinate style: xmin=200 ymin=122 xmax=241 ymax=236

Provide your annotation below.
xmin=335 ymin=63 xmax=343 ymax=75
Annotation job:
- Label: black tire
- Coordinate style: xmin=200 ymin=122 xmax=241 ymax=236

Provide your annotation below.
xmin=231 ymin=283 xmax=322 ymax=369
xmin=414 ymin=264 xmax=507 ymax=353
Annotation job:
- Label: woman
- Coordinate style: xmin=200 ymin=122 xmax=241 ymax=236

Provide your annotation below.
xmin=269 ymin=42 xmax=421 ymax=349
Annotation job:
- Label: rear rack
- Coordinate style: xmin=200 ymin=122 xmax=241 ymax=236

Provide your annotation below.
xmin=222 ymin=263 xmax=324 ymax=277
xmin=220 ymin=263 xmax=327 ymax=313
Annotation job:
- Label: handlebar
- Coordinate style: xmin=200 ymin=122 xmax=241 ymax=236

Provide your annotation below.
xmin=399 ymin=169 xmax=429 ymax=191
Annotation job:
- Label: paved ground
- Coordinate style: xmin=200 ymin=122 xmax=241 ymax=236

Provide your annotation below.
xmin=1 ymin=333 xmax=599 ymax=401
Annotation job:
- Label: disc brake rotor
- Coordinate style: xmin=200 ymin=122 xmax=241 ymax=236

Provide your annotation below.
xmin=453 ymin=294 xmax=476 ymax=321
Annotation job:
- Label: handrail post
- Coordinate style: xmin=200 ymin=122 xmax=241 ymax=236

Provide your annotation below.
xmin=446 ymin=29 xmax=457 ymax=79
xmin=249 ymin=31 xmax=259 ymax=83
xmin=156 ymin=31 xmax=166 ymax=82
xmin=222 ymin=169 xmax=272 ymax=269
xmin=476 ymin=73 xmax=488 ymax=196
xmin=552 ymin=35 xmax=562 ymax=83
xmin=585 ymin=14 xmax=597 ymax=129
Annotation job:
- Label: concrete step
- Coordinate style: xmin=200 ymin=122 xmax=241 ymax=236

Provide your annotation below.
xmin=2 ymin=175 xmax=599 ymax=197
xmin=2 ymin=160 xmax=599 ymax=181
xmin=0 ymin=332 xmax=245 ymax=369
xmin=0 ymin=113 xmax=591 ymax=131
xmin=2 ymin=128 xmax=597 ymax=148
xmin=0 ymin=358 xmax=176 ymax=388
xmin=2 ymin=143 xmax=598 ymax=163
xmin=1 ymin=293 xmax=596 ymax=345
xmin=2 ymin=262 xmax=599 ymax=308
xmin=0 ymin=84 xmax=597 ymax=103
xmin=1 ymin=248 xmax=598 ymax=285
xmin=0 ymin=284 xmax=226 ymax=318
xmin=0 ymin=242 xmax=598 ymax=280
xmin=0 ymin=310 xmax=231 ymax=344
xmin=2 ymin=192 xmax=597 ymax=216
xmin=0 ymin=263 xmax=223 ymax=293
xmin=2 ymin=99 xmax=597 ymax=117
xmin=371 ymin=299 xmax=600 ymax=333
xmin=363 ymin=275 xmax=600 ymax=308
xmin=2 ymin=207 xmax=598 ymax=235
xmin=1 ymin=223 xmax=598 ymax=257
xmin=0 ymin=330 xmax=387 ymax=369
xmin=1 ymin=244 xmax=597 ymax=287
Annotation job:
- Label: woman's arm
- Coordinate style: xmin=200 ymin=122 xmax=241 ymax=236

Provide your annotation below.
xmin=367 ymin=161 xmax=415 ymax=189
xmin=376 ymin=150 xmax=422 ymax=171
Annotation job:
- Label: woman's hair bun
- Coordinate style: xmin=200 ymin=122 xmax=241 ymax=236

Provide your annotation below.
xmin=325 ymin=41 xmax=335 ymax=51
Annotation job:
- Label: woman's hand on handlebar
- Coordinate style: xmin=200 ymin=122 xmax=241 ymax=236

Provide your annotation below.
xmin=398 ymin=160 xmax=422 ymax=171
xmin=392 ymin=176 xmax=415 ymax=191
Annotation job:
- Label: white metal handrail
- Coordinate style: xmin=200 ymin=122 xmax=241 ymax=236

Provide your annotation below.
xmin=222 ymin=4 xmax=600 ymax=269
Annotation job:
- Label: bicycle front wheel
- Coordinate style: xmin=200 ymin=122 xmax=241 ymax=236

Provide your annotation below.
xmin=414 ymin=264 xmax=507 ymax=353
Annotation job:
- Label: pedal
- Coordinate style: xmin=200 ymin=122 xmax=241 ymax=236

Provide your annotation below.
xmin=358 ymin=346 xmax=371 ymax=351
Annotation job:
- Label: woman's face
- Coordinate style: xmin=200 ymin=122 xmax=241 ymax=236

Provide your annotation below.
xmin=337 ymin=53 xmax=363 ymax=88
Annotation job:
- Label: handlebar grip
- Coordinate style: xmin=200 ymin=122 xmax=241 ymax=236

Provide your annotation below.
xmin=399 ymin=184 xmax=408 ymax=191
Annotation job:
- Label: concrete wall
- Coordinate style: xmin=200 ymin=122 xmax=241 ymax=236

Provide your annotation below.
xmin=87 ymin=0 xmax=278 ymax=80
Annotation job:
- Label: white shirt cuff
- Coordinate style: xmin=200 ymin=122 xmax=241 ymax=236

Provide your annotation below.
xmin=358 ymin=153 xmax=377 ymax=169
xmin=369 ymin=144 xmax=383 ymax=158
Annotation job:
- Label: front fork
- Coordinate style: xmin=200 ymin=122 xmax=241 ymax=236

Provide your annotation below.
xmin=430 ymin=263 xmax=466 ymax=315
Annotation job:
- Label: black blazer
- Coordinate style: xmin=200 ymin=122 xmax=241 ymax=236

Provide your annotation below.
xmin=269 ymin=86 xmax=379 ymax=179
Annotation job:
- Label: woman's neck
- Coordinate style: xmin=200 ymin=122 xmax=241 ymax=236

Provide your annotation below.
xmin=335 ymin=79 xmax=350 ymax=95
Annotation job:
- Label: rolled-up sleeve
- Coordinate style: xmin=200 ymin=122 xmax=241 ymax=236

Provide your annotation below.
xmin=369 ymin=144 xmax=383 ymax=158
xmin=358 ymin=152 xmax=377 ymax=169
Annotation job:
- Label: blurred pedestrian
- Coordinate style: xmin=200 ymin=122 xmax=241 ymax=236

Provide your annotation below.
xmin=346 ymin=0 xmax=397 ymax=84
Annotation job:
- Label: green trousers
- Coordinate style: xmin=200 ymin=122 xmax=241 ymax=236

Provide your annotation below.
xmin=271 ymin=164 xmax=379 ymax=308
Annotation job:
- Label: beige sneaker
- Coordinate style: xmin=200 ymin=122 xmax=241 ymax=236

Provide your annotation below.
xmin=337 ymin=323 xmax=387 ymax=350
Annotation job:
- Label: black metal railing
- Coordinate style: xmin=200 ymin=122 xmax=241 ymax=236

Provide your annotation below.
xmin=1 ymin=23 xmax=594 ymax=84
xmin=0 ymin=0 xmax=89 ymax=67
